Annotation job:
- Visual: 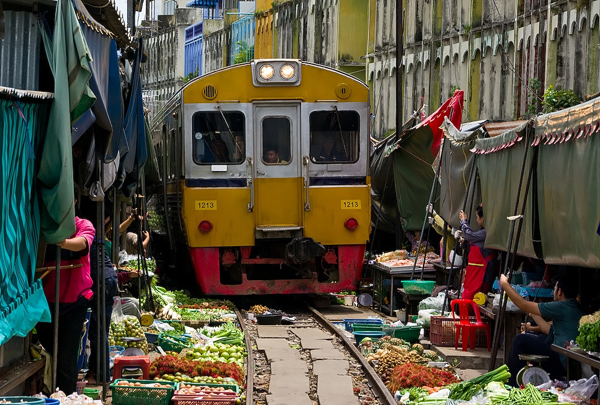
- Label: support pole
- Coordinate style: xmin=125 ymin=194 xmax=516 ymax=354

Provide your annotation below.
xmin=395 ymin=0 xmax=404 ymax=250
xmin=489 ymin=126 xmax=535 ymax=370
xmin=52 ymin=246 xmax=60 ymax=392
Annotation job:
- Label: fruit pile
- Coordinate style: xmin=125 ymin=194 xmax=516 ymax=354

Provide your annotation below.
xmin=114 ymin=381 xmax=172 ymax=388
xmin=109 ymin=316 xmax=148 ymax=353
xmin=185 ymin=343 xmax=245 ymax=368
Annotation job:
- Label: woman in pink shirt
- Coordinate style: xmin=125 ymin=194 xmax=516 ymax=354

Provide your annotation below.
xmin=37 ymin=186 xmax=95 ymax=394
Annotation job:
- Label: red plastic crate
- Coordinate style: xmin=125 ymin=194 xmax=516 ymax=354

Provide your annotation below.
xmin=429 ymin=316 xmax=492 ymax=347
xmin=172 ymin=393 xmax=238 ymax=405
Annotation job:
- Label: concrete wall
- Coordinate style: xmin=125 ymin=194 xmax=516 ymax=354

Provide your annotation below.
xmin=367 ymin=0 xmax=600 ymax=138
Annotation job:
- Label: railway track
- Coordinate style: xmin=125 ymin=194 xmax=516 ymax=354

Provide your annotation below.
xmin=237 ymin=302 xmax=396 ymax=405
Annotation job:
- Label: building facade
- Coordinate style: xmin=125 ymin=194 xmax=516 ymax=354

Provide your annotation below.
xmin=368 ymin=0 xmax=600 ymax=138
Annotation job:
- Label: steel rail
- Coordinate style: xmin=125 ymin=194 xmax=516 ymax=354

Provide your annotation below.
xmin=307 ymin=306 xmax=396 ymax=405
xmin=234 ymin=308 xmax=253 ymax=405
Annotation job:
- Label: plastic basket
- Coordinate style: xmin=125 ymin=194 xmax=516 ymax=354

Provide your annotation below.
xmin=383 ymin=326 xmax=421 ymax=343
xmin=83 ymin=388 xmax=100 ymax=400
xmin=351 ymin=324 xmax=383 ymax=332
xmin=157 ymin=333 xmax=191 ymax=353
xmin=176 ymin=382 xmax=240 ymax=395
xmin=401 ymin=280 xmax=436 ymax=295
xmin=352 ymin=330 xmax=386 ymax=344
xmin=76 ymin=380 xmax=87 ymax=395
xmin=429 ymin=316 xmax=491 ymax=347
xmin=172 ymin=395 xmax=237 ymax=405
xmin=343 ymin=318 xmax=384 ymax=332
xmin=110 ymin=379 xmax=178 ymax=405
xmin=0 ymin=397 xmax=45 ymax=405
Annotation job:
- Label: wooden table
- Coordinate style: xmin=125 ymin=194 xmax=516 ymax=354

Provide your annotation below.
xmin=551 ymin=344 xmax=600 ymax=397
xmin=370 ymin=262 xmax=435 ymax=315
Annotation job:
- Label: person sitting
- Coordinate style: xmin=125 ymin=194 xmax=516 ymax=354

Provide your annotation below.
xmin=264 ymin=147 xmax=287 ymax=164
xmin=459 ymin=205 xmax=497 ymax=298
xmin=502 ymin=273 xmax=582 ymax=386
xmin=315 ymin=134 xmax=347 ymax=162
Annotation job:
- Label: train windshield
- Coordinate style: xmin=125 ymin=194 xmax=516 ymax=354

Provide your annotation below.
xmin=192 ymin=111 xmax=245 ymax=164
xmin=309 ymin=111 xmax=359 ymax=163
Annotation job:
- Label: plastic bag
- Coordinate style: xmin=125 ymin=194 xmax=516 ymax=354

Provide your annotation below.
xmin=493 ymin=293 xmax=522 ymax=312
xmin=111 ymin=296 xmax=125 ymax=324
xmin=121 ymin=297 xmax=141 ymax=319
xmin=564 ymin=375 xmax=599 ymax=402
xmin=418 ymin=293 xmax=446 ymax=311
xmin=416 ymin=309 xmax=441 ymax=328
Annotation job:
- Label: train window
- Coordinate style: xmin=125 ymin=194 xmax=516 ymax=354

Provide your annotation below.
xmin=262 ymin=117 xmax=291 ymax=165
xmin=192 ymin=111 xmax=245 ymax=165
xmin=309 ymin=111 xmax=359 ymax=164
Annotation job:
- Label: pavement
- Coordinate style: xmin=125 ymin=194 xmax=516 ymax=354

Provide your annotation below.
xmin=256 ymin=324 xmax=360 ymax=405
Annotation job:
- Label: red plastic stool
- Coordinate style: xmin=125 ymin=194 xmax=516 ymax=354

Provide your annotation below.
xmin=112 ymin=355 xmax=150 ymax=380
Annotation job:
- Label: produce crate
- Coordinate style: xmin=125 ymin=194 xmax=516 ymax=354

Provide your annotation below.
xmin=172 ymin=394 xmax=237 ymax=405
xmin=157 ymin=333 xmax=191 ymax=353
xmin=383 ymin=325 xmax=421 ymax=343
xmin=343 ymin=318 xmax=384 ymax=332
xmin=401 ymin=280 xmax=436 ymax=295
xmin=429 ymin=316 xmax=492 ymax=347
xmin=176 ymin=382 xmax=240 ymax=395
xmin=110 ymin=379 xmax=178 ymax=405
xmin=180 ymin=319 xmax=210 ymax=328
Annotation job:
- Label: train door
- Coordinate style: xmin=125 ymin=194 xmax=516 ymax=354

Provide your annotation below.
xmin=253 ymin=105 xmax=302 ymax=228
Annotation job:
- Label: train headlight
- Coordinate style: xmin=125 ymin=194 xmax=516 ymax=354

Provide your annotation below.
xmin=198 ymin=220 xmax=213 ymax=233
xmin=280 ymin=64 xmax=295 ymax=80
xmin=344 ymin=217 xmax=359 ymax=231
xmin=259 ymin=64 xmax=275 ymax=80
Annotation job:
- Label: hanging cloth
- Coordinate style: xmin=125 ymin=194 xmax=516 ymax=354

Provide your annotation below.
xmin=0 ymin=96 xmax=52 ymax=345
xmin=37 ymin=0 xmax=96 ymax=244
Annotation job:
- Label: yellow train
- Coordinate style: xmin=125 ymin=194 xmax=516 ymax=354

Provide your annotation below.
xmin=149 ymin=59 xmax=371 ymax=294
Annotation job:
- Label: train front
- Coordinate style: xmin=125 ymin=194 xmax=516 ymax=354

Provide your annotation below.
xmin=181 ymin=60 xmax=371 ymax=294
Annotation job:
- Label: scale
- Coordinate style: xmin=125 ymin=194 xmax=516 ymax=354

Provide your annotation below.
xmin=473 ymin=292 xmax=487 ymax=306
xmin=516 ymin=354 xmax=551 ymax=386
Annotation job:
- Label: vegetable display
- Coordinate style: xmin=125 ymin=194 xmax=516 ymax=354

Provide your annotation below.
xmin=150 ymin=354 xmax=245 ymax=386
xmin=387 ymin=363 xmax=459 ymax=392
xmin=576 ymin=319 xmax=600 ymax=352
xmin=109 ymin=316 xmax=149 ymax=353
xmin=185 ymin=343 xmax=245 ymax=368
xmin=448 ymin=365 xmax=511 ymax=400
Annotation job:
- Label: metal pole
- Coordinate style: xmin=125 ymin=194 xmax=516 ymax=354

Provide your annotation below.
xmin=52 ymin=245 xmax=60 ymax=392
xmin=100 ymin=163 xmax=108 ymax=400
xmin=411 ymin=138 xmax=445 ymax=279
xmin=395 ymin=0 xmax=404 ymax=250
xmin=489 ymin=128 xmax=535 ymax=370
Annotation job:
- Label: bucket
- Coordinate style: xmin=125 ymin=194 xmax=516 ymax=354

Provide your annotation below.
xmin=343 ymin=296 xmax=354 ymax=306
xmin=0 ymin=397 xmax=45 ymax=405
xmin=44 ymin=399 xmax=60 ymax=405
xmin=76 ymin=380 xmax=87 ymax=395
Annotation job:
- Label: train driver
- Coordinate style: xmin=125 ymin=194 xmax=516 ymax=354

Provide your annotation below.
xmin=315 ymin=134 xmax=347 ymax=162
xmin=264 ymin=147 xmax=288 ymax=164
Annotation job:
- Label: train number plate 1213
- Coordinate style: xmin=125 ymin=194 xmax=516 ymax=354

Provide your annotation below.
xmin=195 ymin=200 xmax=217 ymax=210
xmin=341 ymin=200 xmax=361 ymax=209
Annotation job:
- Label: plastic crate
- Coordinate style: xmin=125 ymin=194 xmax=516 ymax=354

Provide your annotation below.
xmin=343 ymin=318 xmax=384 ymax=331
xmin=383 ymin=326 xmax=421 ymax=343
xmin=172 ymin=395 xmax=237 ymax=405
xmin=352 ymin=324 xmax=384 ymax=332
xmin=157 ymin=333 xmax=191 ymax=353
xmin=429 ymin=316 xmax=492 ymax=347
xmin=401 ymin=280 xmax=436 ymax=295
xmin=110 ymin=379 xmax=178 ymax=405
xmin=176 ymin=382 xmax=240 ymax=395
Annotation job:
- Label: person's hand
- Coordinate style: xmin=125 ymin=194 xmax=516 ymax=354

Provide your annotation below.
xmin=426 ymin=204 xmax=436 ymax=216
xmin=521 ymin=322 xmax=532 ymax=333
xmin=129 ymin=268 xmax=139 ymax=278
xmin=56 ymin=239 xmax=68 ymax=249
xmin=500 ymin=274 xmax=510 ymax=288
xmin=143 ymin=231 xmax=149 ymax=239
xmin=428 ymin=216 xmax=434 ymax=225
xmin=459 ymin=210 xmax=467 ymax=221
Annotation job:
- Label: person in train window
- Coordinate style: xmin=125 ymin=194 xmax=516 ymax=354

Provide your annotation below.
xmin=264 ymin=147 xmax=288 ymax=164
xmin=315 ymin=134 xmax=347 ymax=162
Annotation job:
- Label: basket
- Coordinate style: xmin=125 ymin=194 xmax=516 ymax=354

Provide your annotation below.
xmin=383 ymin=325 xmax=421 ymax=343
xmin=172 ymin=394 xmax=237 ymax=405
xmin=352 ymin=330 xmax=386 ymax=344
xmin=144 ymin=332 xmax=159 ymax=344
xmin=158 ymin=333 xmax=191 ymax=353
xmin=83 ymin=388 xmax=100 ymax=400
xmin=176 ymin=382 xmax=240 ymax=395
xmin=401 ymin=280 xmax=436 ymax=295
xmin=351 ymin=324 xmax=383 ymax=332
xmin=0 ymin=397 xmax=45 ymax=405
xmin=429 ymin=316 xmax=492 ymax=347
xmin=111 ymin=379 xmax=178 ymax=405
xmin=76 ymin=380 xmax=87 ymax=395
xmin=343 ymin=318 xmax=384 ymax=332
xmin=256 ymin=314 xmax=282 ymax=325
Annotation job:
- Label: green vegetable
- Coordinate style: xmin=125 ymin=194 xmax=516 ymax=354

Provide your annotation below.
xmin=576 ymin=320 xmax=600 ymax=352
xmin=449 ymin=365 xmax=511 ymax=400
